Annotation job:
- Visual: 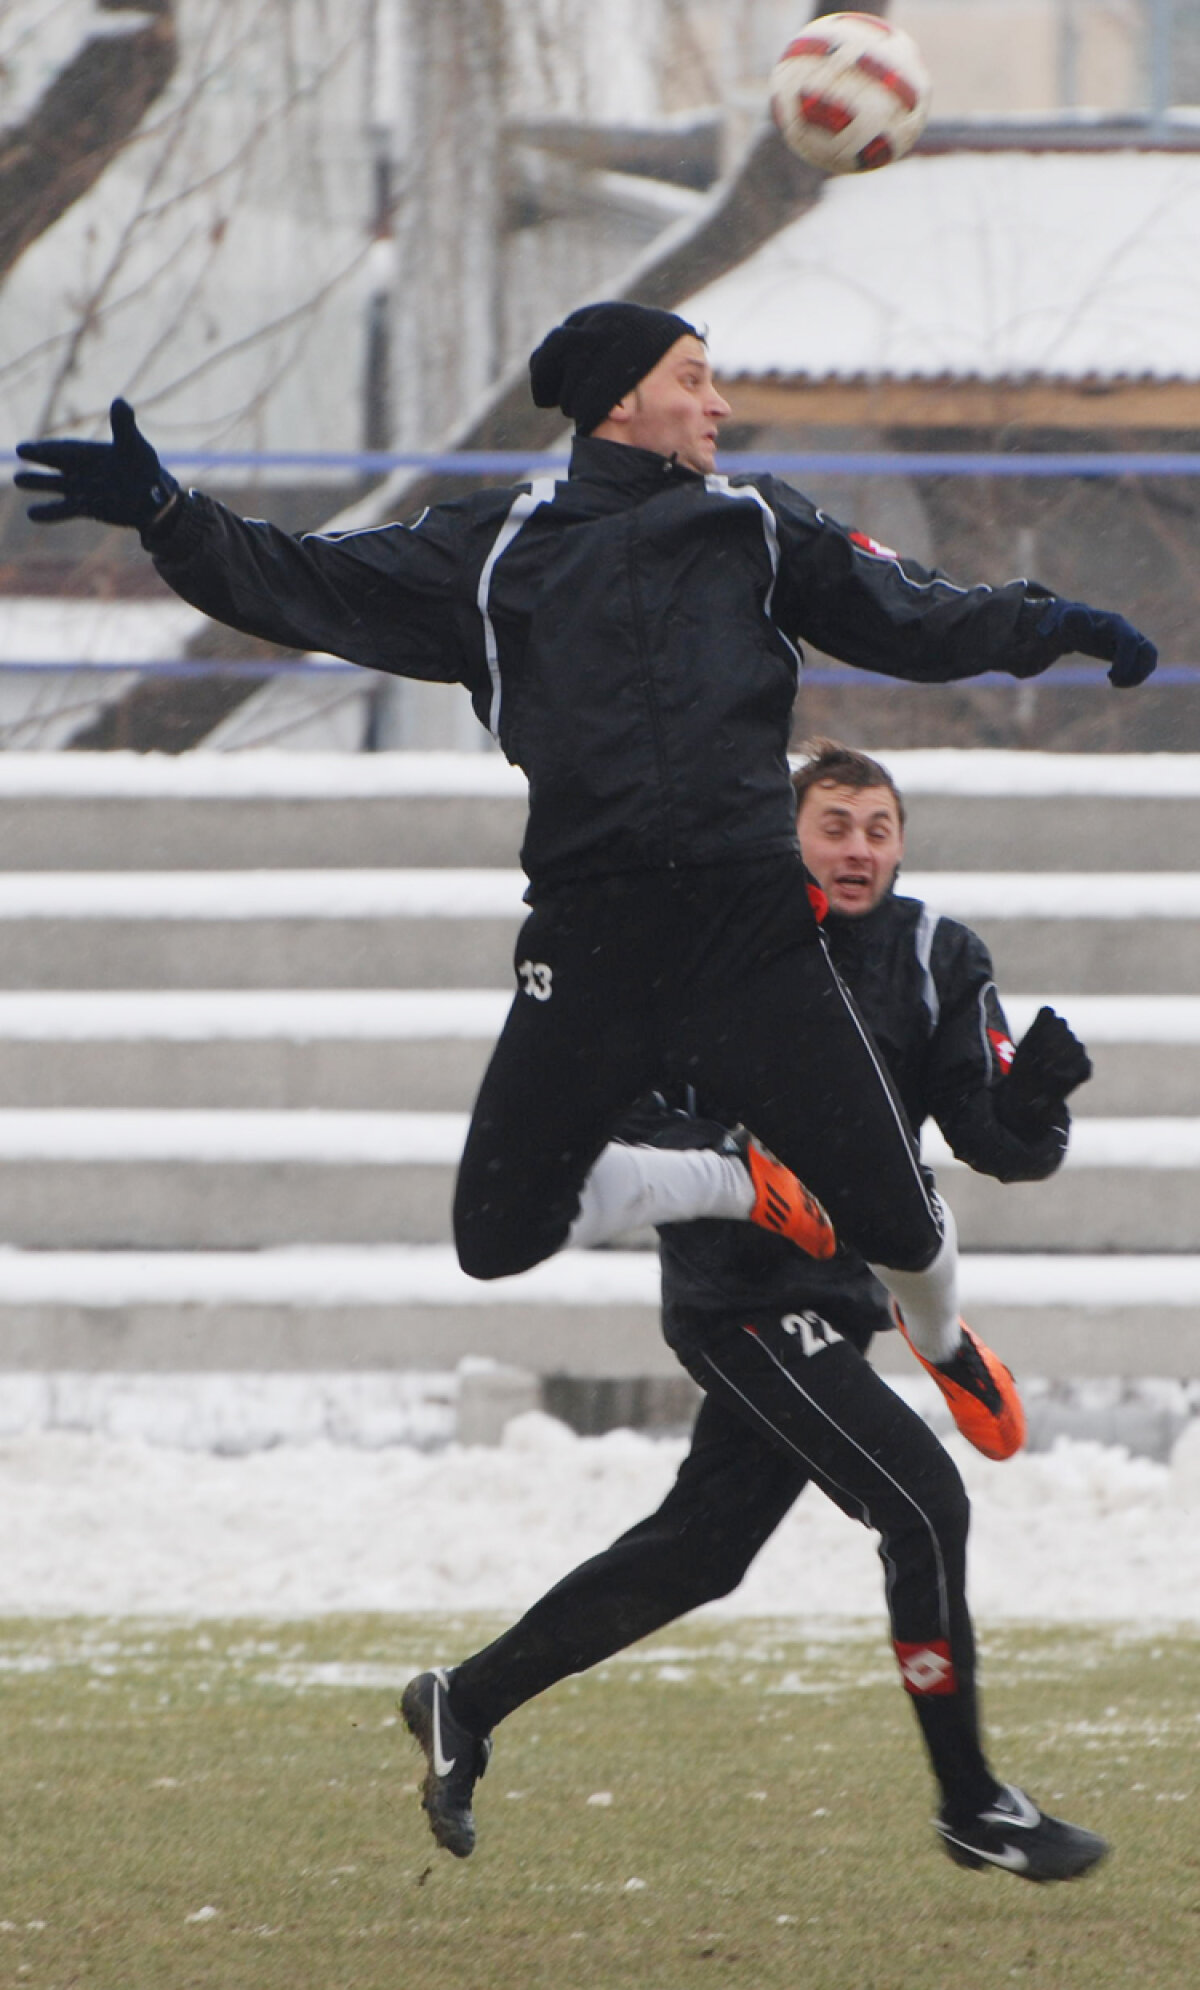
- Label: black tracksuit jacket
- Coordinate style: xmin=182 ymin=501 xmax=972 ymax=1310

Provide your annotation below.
xmin=148 ymin=435 xmax=1061 ymax=893
xmin=651 ymin=887 xmax=1068 ymax=1353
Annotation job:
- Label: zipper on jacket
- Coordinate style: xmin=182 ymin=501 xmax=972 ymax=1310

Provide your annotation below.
xmin=625 ymin=508 xmax=678 ymax=866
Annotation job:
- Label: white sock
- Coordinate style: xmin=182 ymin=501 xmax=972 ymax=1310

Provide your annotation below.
xmin=869 ymin=1193 xmax=963 ymax=1365
xmin=567 ymin=1143 xmax=753 ymax=1249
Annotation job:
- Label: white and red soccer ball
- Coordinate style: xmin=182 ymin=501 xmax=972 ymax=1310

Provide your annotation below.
xmin=769 ymin=12 xmax=932 ymax=175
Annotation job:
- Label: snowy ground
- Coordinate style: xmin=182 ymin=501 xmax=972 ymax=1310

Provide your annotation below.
xmin=4 ymin=1406 xmax=1200 ymax=1627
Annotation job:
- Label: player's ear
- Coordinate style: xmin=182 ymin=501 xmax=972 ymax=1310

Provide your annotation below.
xmin=602 ymin=392 xmax=636 ymax=428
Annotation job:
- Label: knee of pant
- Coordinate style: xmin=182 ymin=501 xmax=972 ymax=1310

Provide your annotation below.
xmin=877 ymin=1227 xmax=944 ymax=1275
xmin=659 ymin=1555 xmax=750 ymax=1611
xmin=697 ymin=1554 xmax=757 ymax=1604
xmin=453 ymin=1205 xmax=564 ymax=1282
xmin=681 ymin=1527 xmax=761 ymax=1605
xmin=925 ymin=1458 xmax=971 ymax=1549
xmin=455 ymin=1233 xmax=537 ymax=1282
xmin=454 ymin=1193 xmax=572 ymax=1282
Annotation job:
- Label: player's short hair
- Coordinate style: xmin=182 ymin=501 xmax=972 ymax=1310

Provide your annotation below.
xmin=791 ymin=739 xmax=905 ymax=827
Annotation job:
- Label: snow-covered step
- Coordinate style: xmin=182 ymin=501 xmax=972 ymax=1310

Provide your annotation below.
xmin=925 ymin=1118 xmax=1200 ymax=1250
xmin=0 ymin=1108 xmax=467 ymax=1248
xmin=0 ymin=749 xmax=1198 ymax=872
xmin=0 ymin=1109 xmax=1197 ymax=1250
xmin=0 ymin=868 xmax=1197 ymax=919
xmin=0 ymin=991 xmax=1195 ymax=1111
xmin=0 ymin=1246 xmax=1192 ymax=1381
xmin=1005 ymin=996 xmax=1200 ymax=1113
xmin=0 ymin=750 xmax=527 ymax=871
xmin=0 ymin=868 xmax=1197 ymax=989
xmin=0 ymin=991 xmax=510 ymax=1110
xmin=0 ymin=871 xmax=527 ymax=989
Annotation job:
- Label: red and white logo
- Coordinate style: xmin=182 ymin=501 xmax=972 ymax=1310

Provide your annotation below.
xmin=848 ymin=527 xmax=898 ymax=561
xmin=894 ymin=1640 xmax=957 ymax=1696
xmin=988 ymin=1027 xmax=1016 ymax=1071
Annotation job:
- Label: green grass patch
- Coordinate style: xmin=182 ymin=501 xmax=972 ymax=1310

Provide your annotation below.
xmin=1 ymin=1616 xmax=1199 ymax=1988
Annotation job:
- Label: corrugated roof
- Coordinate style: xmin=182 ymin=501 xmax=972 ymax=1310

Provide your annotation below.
xmin=682 ymin=152 xmax=1200 ymax=384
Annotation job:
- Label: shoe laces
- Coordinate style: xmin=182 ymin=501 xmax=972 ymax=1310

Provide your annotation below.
xmin=940 ymin=1335 xmax=1003 ymax=1415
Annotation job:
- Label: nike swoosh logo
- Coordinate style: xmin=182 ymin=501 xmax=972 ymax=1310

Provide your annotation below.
xmin=943 ymin=1831 xmax=1030 ymax=1873
xmin=983 ymin=1788 xmax=1041 ymax=1831
xmin=431 ymin=1673 xmax=456 ymax=1778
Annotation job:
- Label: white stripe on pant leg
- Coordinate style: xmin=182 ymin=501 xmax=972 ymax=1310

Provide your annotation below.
xmin=869 ymin=1192 xmax=962 ymax=1366
xmin=821 ymin=932 xmax=941 ymax=1219
xmin=819 ymin=948 xmax=961 ymax=1364
xmin=700 ymin=1337 xmax=953 ymax=1645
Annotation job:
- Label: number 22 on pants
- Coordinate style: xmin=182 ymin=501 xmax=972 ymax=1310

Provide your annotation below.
xmin=782 ymin=1311 xmax=843 ymax=1357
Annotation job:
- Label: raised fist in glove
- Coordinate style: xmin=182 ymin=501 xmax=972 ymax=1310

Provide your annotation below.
xmin=15 ymin=398 xmax=179 ymax=534
xmin=996 ymin=1005 xmax=1093 ymax=1141
xmin=1035 ymin=598 xmax=1157 ymax=689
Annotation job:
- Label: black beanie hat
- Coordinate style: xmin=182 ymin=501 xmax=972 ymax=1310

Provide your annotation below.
xmin=528 ymin=301 xmax=703 ymax=435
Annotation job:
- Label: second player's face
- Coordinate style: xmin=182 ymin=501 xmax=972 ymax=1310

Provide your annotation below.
xmin=797 ymin=781 xmax=905 ymax=917
xmin=608 ymin=337 xmax=731 ymax=473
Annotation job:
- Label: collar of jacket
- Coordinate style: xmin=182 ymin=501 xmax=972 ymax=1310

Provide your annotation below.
xmin=822 ymin=878 xmax=903 ymax=948
xmin=568 ymin=433 xmax=705 ymax=497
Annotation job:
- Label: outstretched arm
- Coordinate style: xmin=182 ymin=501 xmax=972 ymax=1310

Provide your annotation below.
xmin=16 ymin=399 xmax=467 ymax=683
xmin=766 ymin=483 xmax=1157 ymax=690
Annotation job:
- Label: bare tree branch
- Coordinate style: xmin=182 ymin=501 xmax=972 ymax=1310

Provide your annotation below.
xmin=0 ymin=1 xmax=178 ymax=283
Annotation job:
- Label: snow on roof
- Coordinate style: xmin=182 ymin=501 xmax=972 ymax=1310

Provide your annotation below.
xmin=684 ymin=152 xmax=1200 ymax=384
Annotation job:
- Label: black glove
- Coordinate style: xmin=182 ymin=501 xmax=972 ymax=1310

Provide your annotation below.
xmin=995 ymin=1005 xmax=1092 ymax=1141
xmin=1035 ymin=598 xmax=1157 ymax=689
xmin=15 ymin=397 xmax=179 ymax=533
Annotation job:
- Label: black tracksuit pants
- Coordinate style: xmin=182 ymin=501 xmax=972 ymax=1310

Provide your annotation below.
xmin=453 ymin=854 xmax=944 ymax=1281
xmin=449 ymin=1313 xmax=998 ymax=1823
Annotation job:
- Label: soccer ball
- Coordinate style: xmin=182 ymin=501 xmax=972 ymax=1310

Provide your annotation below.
xmin=769 ymin=12 xmax=932 ymax=174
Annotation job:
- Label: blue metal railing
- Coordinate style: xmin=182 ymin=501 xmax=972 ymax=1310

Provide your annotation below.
xmin=10 ymin=448 xmax=1200 ymax=478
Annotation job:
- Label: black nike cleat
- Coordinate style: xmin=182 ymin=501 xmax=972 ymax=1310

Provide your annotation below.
xmin=936 ymin=1784 xmax=1109 ymax=1883
xmin=401 ymin=1667 xmax=492 ymax=1858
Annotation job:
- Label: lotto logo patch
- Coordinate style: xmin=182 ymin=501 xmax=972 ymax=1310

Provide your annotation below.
xmin=894 ymin=1640 xmax=957 ymax=1696
xmin=988 ymin=1027 xmax=1016 ymax=1070
xmin=848 ymin=527 xmax=898 ymax=561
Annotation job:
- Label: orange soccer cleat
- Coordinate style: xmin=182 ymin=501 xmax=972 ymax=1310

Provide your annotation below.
xmin=893 ymin=1308 xmax=1026 ymax=1461
xmin=736 ymin=1132 xmax=837 ymax=1261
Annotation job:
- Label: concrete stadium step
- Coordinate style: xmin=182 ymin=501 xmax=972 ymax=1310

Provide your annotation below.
xmin=0 ymin=753 xmax=527 ymax=871
xmin=901 ymin=872 xmax=1200 ymax=992
xmin=0 ymin=1246 xmax=1192 ymax=1383
xmin=0 ymin=991 xmax=1196 ymax=1112
xmin=927 ymin=1119 xmax=1200 ymax=1251
xmin=883 ymin=750 xmax=1200 ymax=872
xmin=0 ymin=1109 xmax=464 ymax=1248
xmin=1 ymin=870 xmax=1199 ymax=992
xmin=1 ymin=750 xmax=1198 ymax=872
xmin=0 ymin=991 xmax=507 ymax=1110
xmin=0 ymin=1109 xmax=1196 ymax=1251
xmin=0 ymin=871 xmax=526 ymax=989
